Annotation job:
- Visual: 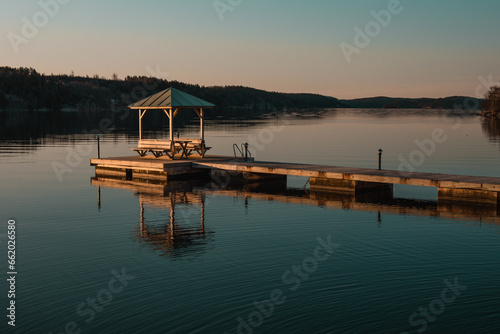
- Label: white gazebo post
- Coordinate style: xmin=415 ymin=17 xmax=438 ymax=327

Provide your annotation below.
xmin=169 ymin=108 xmax=174 ymax=142
xmin=169 ymin=108 xmax=175 ymax=157
xmin=200 ymin=108 xmax=204 ymax=142
xmin=139 ymin=109 xmax=146 ymax=140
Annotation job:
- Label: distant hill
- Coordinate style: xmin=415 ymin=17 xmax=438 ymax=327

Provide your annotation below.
xmin=0 ymin=67 xmax=342 ymax=112
xmin=341 ymin=96 xmax=482 ymax=110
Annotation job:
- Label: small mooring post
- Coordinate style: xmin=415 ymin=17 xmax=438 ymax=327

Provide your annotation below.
xmin=96 ymin=135 xmax=101 ymax=159
xmin=378 ymin=148 xmax=383 ymax=170
xmin=244 ymin=142 xmax=249 ymax=161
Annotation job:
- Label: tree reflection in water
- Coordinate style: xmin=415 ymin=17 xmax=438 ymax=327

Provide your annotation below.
xmin=481 ymin=117 xmax=500 ymax=145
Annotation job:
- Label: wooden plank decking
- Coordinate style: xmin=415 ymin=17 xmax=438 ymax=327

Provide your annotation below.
xmin=90 ymin=155 xmax=234 ymax=171
xmin=90 ymin=155 xmax=237 ymax=180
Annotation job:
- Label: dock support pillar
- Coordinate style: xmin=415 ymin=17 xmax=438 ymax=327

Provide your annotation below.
xmin=438 ymin=187 xmax=500 ymax=207
xmin=243 ymin=173 xmax=287 ymax=191
xmin=310 ymin=178 xmax=393 ymax=195
xmin=215 ymin=171 xmax=287 ymax=191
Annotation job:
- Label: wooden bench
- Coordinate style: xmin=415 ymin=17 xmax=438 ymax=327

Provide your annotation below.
xmin=132 ymin=139 xmax=177 ymax=158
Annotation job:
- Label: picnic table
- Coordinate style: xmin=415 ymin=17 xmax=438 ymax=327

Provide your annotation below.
xmin=132 ymin=138 xmax=211 ymax=159
xmin=176 ymin=140 xmax=192 ymax=159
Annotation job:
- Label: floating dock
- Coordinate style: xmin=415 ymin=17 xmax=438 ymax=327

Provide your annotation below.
xmin=90 ymin=155 xmax=233 ymax=180
xmin=91 ymin=156 xmax=500 ymax=207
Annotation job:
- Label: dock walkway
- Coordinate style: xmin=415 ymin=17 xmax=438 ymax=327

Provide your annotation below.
xmin=193 ymin=160 xmax=500 ymax=191
xmin=91 ymin=156 xmax=500 ymax=205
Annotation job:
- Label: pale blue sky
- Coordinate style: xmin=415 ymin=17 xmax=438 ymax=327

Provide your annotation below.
xmin=1 ymin=0 xmax=499 ymax=98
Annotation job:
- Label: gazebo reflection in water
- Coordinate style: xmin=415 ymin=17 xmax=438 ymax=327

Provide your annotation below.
xmin=93 ymin=177 xmax=214 ymax=258
xmin=133 ymin=190 xmax=213 ymax=258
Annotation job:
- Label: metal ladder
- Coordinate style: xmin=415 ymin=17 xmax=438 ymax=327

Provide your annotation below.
xmin=233 ymin=143 xmax=251 ymax=160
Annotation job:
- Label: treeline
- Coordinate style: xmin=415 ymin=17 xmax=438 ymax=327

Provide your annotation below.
xmin=480 ymin=86 xmax=500 ymax=117
xmin=0 ymin=67 xmax=342 ymax=112
xmin=341 ymin=96 xmax=482 ymax=109
xmin=0 ymin=66 xmax=486 ymax=113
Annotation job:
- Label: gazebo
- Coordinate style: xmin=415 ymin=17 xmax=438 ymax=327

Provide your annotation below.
xmin=129 ymin=87 xmax=215 ymax=159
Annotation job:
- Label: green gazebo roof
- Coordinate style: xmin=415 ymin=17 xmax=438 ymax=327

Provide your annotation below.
xmin=128 ymin=87 xmax=215 ymax=109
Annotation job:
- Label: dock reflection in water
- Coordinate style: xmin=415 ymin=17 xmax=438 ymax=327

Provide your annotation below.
xmin=207 ymin=187 xmax=500 ymax=225
xmin=91 ymin=176 xmax=500 ymax=259
xmin=92 ymin=178 xmax=214 ymax=258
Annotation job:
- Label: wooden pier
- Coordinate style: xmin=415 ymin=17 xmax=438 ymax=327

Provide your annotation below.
xmin=91 ymin=156 xmax=500 ymax=207
xmin=194 ymin=160 xmax=500 ymax=206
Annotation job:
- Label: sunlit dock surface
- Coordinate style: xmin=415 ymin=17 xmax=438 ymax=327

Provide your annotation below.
xmin=90 ymin=155 xmax=239 ymax=180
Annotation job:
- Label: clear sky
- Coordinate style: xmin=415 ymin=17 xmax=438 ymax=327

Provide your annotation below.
xmin=1 ymin=0 xmax=499 ymax=99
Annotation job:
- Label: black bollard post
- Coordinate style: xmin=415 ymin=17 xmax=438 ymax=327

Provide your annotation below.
xmin=378 ymin=148 xmax=383 ymax=170
xmin=244 ymin=142 xmax=249 ymax=161
xmin=96 ymin=135 xmax=101 ymax=159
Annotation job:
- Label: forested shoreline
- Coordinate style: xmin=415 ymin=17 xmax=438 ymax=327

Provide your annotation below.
xmin=0 ymin=66 xmax=484 ymax=112
xmin=0 ymin=67 xmax=342 ymax=112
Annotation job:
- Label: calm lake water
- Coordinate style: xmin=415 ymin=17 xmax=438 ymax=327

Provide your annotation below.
xmin=1 ymin=109 xmax=500 ymax=333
